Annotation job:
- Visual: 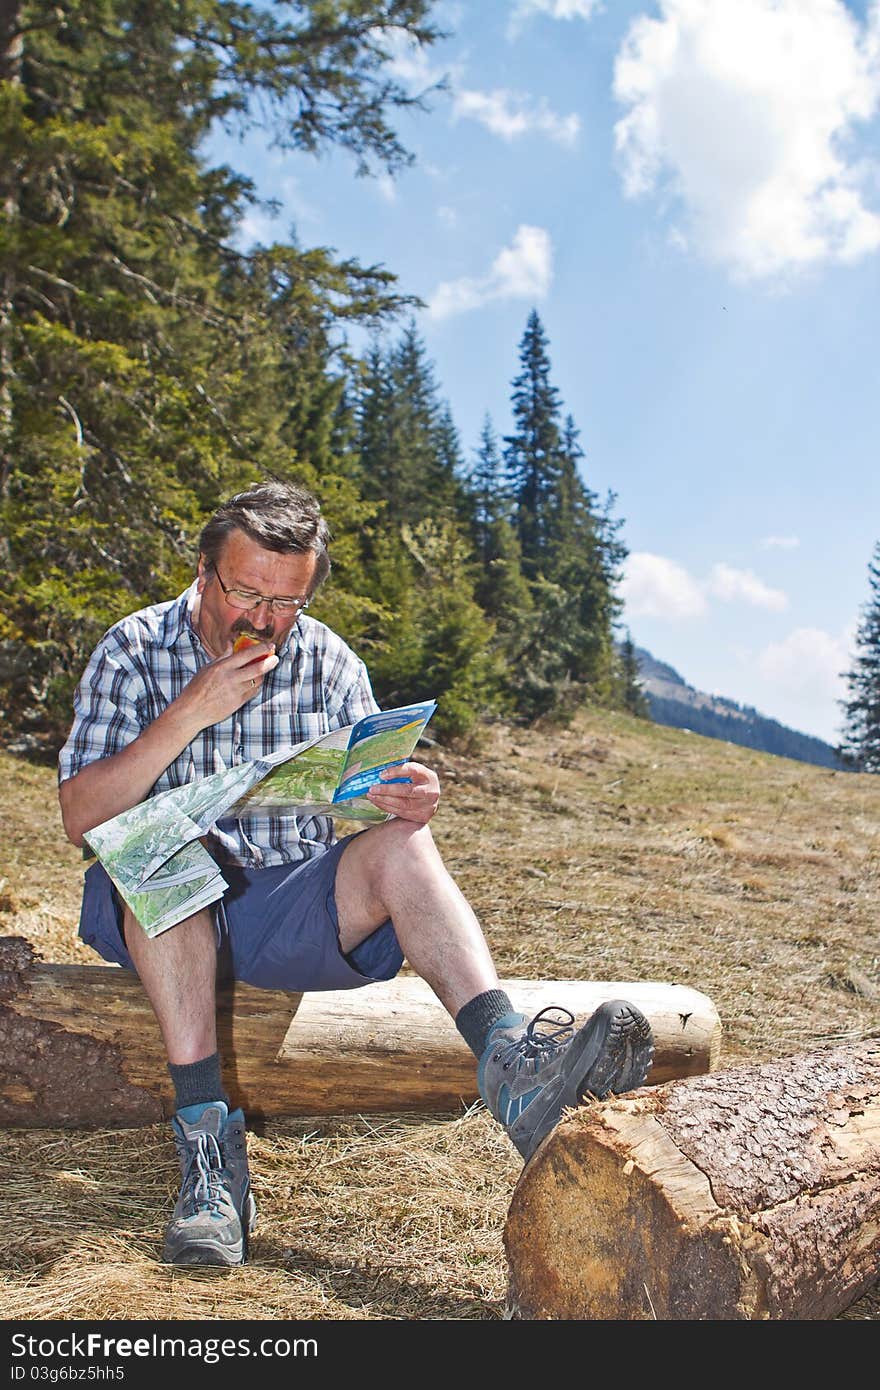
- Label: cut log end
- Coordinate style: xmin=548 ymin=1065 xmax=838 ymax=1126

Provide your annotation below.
xmin=0 ymin=1002 xmax=162 ymax=1127
xmin=505 ymin=1042 xmax=880 ymax=1321
xmin=505 ymin=1102 xmax=756 ymax=1319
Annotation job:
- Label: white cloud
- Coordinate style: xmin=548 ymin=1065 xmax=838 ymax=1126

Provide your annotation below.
xmin=452 ymin=88 xmax=581 ymax=146
xmin=621 ymin=552 xmax=708 ymax=619
xmin=509 ymin=0 xmax=603 ymax=40
xmin=437 ymin=205 xmax=458 ymax=228
xmin=379 ymin=28 xmax=455 ymax=91
xmin=613 ymin=0 xmax=880 ymax=279
xmin=708 ymin=563 xmax=788 ymax=611
xmin=761 ymin=535 xmax=801 ymax=550
xmin=427 ymin=224 xmax=553 ymax=319
xmin=758 ymin=627 xmax=849 ymax=695
xmin=755 ymin=626 xmax=852 ymax=738
xmin=715 ymin=625 xmax=855 ymax=740
xmin=234 ymin=207 xmax=279 ymax=249
xmin=375 ymin=173 xmax=397 ymax=204
xmin=622 ymin=554 xmax=790 ymax=619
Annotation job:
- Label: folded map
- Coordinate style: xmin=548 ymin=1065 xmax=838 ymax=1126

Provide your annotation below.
xmin=83 ymin=699 xmax=437 ymax=937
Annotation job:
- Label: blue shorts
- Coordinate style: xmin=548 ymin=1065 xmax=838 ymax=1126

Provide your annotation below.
xmin=78 ymin=835 xmax=404 ymax=992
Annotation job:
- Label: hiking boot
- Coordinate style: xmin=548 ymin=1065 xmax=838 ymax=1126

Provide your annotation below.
xmin=478 ymin=1001 xmax=654 ymax=1163
xmin=162 ymin=1100 xmax=257 ymax=1267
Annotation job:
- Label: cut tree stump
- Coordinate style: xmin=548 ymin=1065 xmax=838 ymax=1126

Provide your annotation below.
xmin=0 ymin=935 xmax=720 ymax=1127
xmin=505 ymin=1039 xmax=880 ymax=1320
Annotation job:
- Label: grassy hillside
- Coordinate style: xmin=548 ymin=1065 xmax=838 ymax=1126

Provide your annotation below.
xmin=1 ymin=709 xmax=878 ymax=1320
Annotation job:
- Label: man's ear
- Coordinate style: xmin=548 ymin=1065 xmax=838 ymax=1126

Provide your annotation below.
xmin=196 ymin=554 xmax=209 ymax=591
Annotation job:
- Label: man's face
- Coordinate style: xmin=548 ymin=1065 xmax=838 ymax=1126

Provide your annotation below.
xmin=194 ymin=529 xmax=319 ymax=659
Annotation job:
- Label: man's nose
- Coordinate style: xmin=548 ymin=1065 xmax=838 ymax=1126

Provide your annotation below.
xmin=248 ymin=598 xmax=273 ymax=622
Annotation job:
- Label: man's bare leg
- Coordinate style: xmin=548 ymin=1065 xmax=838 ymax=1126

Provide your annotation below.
xmin=334 ymin=818 xmax=500 ymax=1016
xmin=122 ymin=905 xmax=218 ymax=1065
xmin=334 ymin=818 xmax=654 ymax=1165
xmin=123 ymin=904 xmax=254 ymax=1267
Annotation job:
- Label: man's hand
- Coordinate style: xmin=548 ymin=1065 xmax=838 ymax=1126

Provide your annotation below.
xmin=175 ymin=641 xmax=278 ymax=730
xmin=366 ymin=761 xmax=440 ymax=824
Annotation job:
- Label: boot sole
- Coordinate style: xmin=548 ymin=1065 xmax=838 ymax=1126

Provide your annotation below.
xmin=511 ymin=1001 xmax=654 ymax=1162
xmin=163 ymin=1193 xmax=257 ymax=1268
xmin=568 ymin=999 xmax=654 ymax=1103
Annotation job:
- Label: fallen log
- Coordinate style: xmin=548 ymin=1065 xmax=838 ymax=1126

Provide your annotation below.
xmin=0 ymin=935 xmax=720 ymax=1127
xmin=505 ymin=1039 xmax=880 ymax=1320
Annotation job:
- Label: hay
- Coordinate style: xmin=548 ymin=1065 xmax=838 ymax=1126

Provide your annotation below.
xmin=0 ymin=1111 xmax=514 ymax=1321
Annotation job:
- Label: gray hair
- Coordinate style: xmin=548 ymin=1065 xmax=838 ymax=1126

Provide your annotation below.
xmin=199 ymin=480 xmax=331 ymax=591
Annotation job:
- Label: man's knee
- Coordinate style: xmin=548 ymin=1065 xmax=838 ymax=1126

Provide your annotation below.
xmin=376 ymin=816 xmax=438 ymax=862
xmin=347 ymin=818 xmax=441 ymax=897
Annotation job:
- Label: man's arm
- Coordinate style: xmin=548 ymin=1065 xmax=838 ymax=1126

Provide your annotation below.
xmin=59 ymin=641 xmax=278 ymax=847
xmin=60 ymin=699 xmax=206 ymax=847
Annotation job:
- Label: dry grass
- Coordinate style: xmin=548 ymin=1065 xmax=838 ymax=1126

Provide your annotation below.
xmin=1 ymin=708 xmax=879 ymax=1321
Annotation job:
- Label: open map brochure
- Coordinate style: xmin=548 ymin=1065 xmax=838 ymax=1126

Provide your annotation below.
xmin=83 ymin=699 xmax=437 ymax=939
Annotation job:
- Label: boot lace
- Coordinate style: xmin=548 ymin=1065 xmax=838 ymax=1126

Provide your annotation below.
xmin=180 ymin=1133 xmax=228 ymax=1216
xmin=495 ymin=1006 xmax=575 ymax=1072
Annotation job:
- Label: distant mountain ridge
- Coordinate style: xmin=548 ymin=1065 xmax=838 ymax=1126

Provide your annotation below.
xmin=633 ymin=645 xmax=845 ymax=770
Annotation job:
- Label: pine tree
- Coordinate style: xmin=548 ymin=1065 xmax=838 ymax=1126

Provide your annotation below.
xmin=470 ymin=415 xmax=507 ymax=563
xmin=503 ymin=309 xmax=564 ymax=579
xmin=617 ymin=631 xmax=649 ymax=718
xmin=466 ymin=415 xmax=533 ymax=675
xmin=840 ymin=542 xmax=880 ymax=771
xmin=353 ymin=338 xmax=394 ymax=490
xmin=550 ymin=415 xmax=627 ymax=695
xmin=357 ymin=324 xmax=464 ymax=524
xmin=434 ymin=402 xmax=473 ymax=529
xmin=501 ymin=314 xmax=628 ymax=716
xmin=398 ymin=519 xmax=503 ymax=736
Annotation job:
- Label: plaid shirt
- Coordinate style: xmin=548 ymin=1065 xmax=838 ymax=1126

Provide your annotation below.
xmin=58 ymin=581 xmax=379 ymax=867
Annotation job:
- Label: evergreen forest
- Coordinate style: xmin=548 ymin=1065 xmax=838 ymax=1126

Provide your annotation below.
xmin=1 ymin=0 xmax=643 ymax=748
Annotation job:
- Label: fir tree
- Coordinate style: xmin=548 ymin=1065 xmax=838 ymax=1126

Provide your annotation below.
xmin=353 ymin=338 xmax=394 ymax=491
xmin=840 ymin=542 xmax=880 ymax=772
xmin=500 ymin=315 xmax=627 ymax=715
xmin=353 ymin=332 xmax=504 ymax=734
xmin=466 ymin=415 xmax=533 ymax=675
xmin=470 ymin=415 xmax=506 ymax=561
xmin=434 ymin=402 xmax=472 ymax=529
xmin=503 ymin=309 xmax=564 ymax=579
xmin=357 ymin=324 xmax=464 ymax=524
xmin=550 ymin=415 xmax=627 ymax=695
xmin=399 ymin=519 xmax=503 ymax=736
xmin=617 ymin=631 xmax=649 ymax=718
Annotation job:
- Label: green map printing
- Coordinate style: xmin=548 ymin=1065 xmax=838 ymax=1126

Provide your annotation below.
xmin=231 ymin=745 xmax=347 ymax=812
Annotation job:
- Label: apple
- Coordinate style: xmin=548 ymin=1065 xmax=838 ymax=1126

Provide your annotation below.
xmin=233 ymin=633 xmax=275 ymax=663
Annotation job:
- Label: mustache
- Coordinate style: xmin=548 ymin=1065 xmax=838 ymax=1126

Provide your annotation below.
xmin=232 ymin=618 xmax=275 ymax=640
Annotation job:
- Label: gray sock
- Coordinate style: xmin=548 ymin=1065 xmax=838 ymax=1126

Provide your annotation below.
xmin=167 ymin=1052 xmax=228 ymax=1112
xmin=455 ymin=990 xmax=521 ymax=1059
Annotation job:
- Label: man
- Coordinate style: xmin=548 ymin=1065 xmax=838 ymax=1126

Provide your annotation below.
xmin=58 ymin=480 xmax=653 ymax=1268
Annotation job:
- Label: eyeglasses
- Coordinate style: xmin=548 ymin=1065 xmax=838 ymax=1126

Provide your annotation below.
xmin=213 ymin=567 xmax=310 ymax=615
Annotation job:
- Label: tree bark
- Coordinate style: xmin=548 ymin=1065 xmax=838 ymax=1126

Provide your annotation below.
xmin=0 ymin=936 xmax=720 ymax=1127
xmin=0 ymin=0 xmax=22 ymax=508
xmin=505 ymin=1040 xmax=880 ymax=1320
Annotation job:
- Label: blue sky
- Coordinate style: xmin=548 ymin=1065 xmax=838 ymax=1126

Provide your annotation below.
xmin=207 ymin=0 xmax=880 ymax=744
